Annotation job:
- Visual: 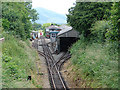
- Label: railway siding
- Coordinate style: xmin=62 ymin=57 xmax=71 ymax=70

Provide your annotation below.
xmin=39 ymin=36 xmax=69 ymax=89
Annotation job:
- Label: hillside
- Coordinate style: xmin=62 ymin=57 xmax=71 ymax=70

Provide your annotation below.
xmin=34 ymin=7 xmax=67 ymax=24
xmin=2 ymin=34 xmax=42 ymax=88
xmin=62 ymin=39 xmax=118 ymax=88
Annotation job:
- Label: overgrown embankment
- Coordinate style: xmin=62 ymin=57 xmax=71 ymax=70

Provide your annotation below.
xmin=66 ymin=2 xmax=119 ymax=88
xmin=68 ymin=38 xmax=118 ymax=88
xmin=2 ymin=34 xmax=41 ymax=88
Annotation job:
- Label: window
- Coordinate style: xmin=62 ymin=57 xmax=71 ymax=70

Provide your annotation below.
xmin=52 ymin=33 xmax=56 ymax=37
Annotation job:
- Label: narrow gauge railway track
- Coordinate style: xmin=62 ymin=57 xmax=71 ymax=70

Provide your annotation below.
xmin=38 ymin=51 xmax=53 ymax=60
xmin=38 ymin=51 xmax=71 ymax=71
xmin=40 ymin=36 xmax=68 ymax=90
xmin=52 ymin=51 xmax=71 ymax=71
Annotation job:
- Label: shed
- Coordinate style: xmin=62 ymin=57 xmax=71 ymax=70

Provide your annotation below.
xmin=56 ymin=25 xmax=79 ymax=53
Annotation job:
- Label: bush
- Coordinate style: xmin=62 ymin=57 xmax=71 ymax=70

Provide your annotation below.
xmin=90 ymin=20 xmax=112 ymax=42
xmin=2 ymin=33 xmax=38 ymax=87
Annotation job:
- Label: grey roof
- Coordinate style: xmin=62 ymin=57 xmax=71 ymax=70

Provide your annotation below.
xmin=46 ymin=25 xmax=61 ymax=30
xmin=57 ymin=25 xmax=73 ymax=36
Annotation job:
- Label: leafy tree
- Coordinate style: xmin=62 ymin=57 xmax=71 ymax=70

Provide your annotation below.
xmin=24 ymin=2 xmax=39 ymax=22
xmin=105 ymin=2 xmax=120 ymax=41
xmin=2 ymin=2 xmax=38 ymax=40
xmin=42 ymin=23 xmax=60 ymax=30
xmin=67 ymin=2 xmax=112 ymax=37
xmin=32 ymin=23 xmax=42 ymax=30
xmin=2 ymin=19 xmax=10 ymax=31
xmin=42 ymin=23 xmax=51 ymax=29
xmin=42 ymin=23 xmax=51 ymax=36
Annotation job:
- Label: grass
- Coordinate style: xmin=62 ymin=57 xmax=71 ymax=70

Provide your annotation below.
xmin=0 ymin=42 xmax=2 ymax=89
xmin=2 ymin=33 xmax=41 ymax=88
xmin=32 ymin=79 xmax=42 ymax=88
xmin=70 ymin=39 xmax=118 ymax=88
xmin=0 ymin=27 xmax=2 ymax=89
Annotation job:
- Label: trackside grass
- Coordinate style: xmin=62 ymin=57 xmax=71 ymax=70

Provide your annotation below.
xmin=70 ymin=39 xmax=118 ymax=88
xmin=2 ymin=34 xmax=41 ymax=88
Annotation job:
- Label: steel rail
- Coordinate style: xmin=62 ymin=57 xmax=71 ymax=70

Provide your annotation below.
xmin=40 ymin=37 xmax=56 ymax=89
xmin=42 ymin=37 xmax=67 ymax=89
xmin=40 ymin=36 xmax=67 ymax=90
xmin=51 ymin=52 xmax=70 ymax=69
xmin=38 ymin=51 xmax=53 ymax=60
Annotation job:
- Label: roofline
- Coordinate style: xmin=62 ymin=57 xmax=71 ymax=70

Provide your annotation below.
xmin=57 ymin=29 xmax=73 ymax=37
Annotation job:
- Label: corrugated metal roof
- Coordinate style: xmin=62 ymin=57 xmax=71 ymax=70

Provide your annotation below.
xmin=57 ymin=25 xmax=73 ymax=36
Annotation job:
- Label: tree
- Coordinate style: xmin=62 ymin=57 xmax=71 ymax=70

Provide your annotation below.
xmin=2 ymin=2 xmax=39 ymax=39
xmin=67 ymin=2 xmax=112 ymax=38
xmin=105 ymin=2 xmax=120 ymax=41
xmin=24 ymin=2 xmax=39 ymax=22
xmin=32 ymin=23 xmax=42 ymax=30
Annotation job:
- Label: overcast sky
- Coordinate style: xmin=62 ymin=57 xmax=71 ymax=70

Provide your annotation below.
xmin=32 ymin=0 xmax=76 ymax=14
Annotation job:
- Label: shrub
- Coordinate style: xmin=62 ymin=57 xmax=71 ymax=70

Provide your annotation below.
xmin=90 ymin=20 xmax=112 ymax=42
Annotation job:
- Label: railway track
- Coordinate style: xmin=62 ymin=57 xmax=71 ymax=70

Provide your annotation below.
xmin=40 ymin=36 xmax=68 ymax=90
xmin=52 ymin=51 xmax=71 ymax=71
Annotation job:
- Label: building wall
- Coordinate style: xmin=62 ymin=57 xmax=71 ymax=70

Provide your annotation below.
xmin=57 ymin=37 xmax=78 ymax=53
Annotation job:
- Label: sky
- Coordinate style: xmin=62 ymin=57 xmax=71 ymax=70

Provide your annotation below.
xmin=32 ymin=0 xmax=76 ymax=14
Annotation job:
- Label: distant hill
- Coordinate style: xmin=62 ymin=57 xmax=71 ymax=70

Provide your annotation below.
xmin=34 ymin=7 xmax=67 ymax=24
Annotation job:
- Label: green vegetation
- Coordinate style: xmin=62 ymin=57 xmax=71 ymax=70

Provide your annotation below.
xmin=67 ymin=2 xmax=112 ymax=37
xmin=1 ymin=2 xmax=41 ymax=87
xmin=70 ymin=39 xmax=118 ymax=88
xmin=67 ymin=2 xmax=119 ymax=88
xmin=106 ymin=2 xmax=120 ymax=41
xmin=2 ymin=2 xmax=38 ymax=40
xmin=2 ymin=33 xmax=39 ymax=88
xmin=90 ymin=20 xmax=112 ymax=42
xmin=0 ymin=42 xmax=2 ymax=89
xmin=0 ymin=2 xmax=44 ymax=88
xmin=32 ymin=23 xmax=42 ymax=31
xmin=42 ymin=23 xmax=51 ymax=36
